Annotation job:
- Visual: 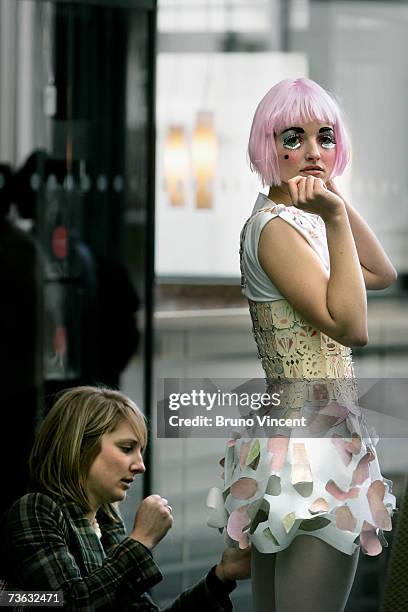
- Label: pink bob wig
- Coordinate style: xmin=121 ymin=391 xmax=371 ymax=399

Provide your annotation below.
xmin=248 ymin=77 xmax=350 ymax=187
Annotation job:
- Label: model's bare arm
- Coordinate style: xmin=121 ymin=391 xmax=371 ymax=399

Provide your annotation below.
xmin=326 ymin=180 xmax=398 ymax=289
xmin=259 ymin=176 xmax=368 ymax=347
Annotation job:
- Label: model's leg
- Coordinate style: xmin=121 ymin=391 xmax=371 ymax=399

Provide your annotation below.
xmin=251 ymin=547 xmax=277 ymax=612
xmin=274 ymin=535 xmax=359 ymax=612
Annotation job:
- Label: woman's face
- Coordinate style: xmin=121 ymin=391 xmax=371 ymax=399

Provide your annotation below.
xmin=275 ymin=119 xmax=337 ymax=185
xmin=86 ymin=419 xmax=145 ymax=510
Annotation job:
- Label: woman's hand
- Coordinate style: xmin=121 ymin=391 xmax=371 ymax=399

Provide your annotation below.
xmin=215 ymin=546 xmax=251 ymax=583
xmin=288 ymin=175 xmax=345 ymax=222
xmin=130 ymin=494 xmax=173 ymax=550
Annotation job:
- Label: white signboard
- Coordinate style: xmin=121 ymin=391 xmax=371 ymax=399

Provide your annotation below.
xmin=155 ymin=52 xmax=308 ymax=278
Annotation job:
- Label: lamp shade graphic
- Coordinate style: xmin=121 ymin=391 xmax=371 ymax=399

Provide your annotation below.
xmin=164 ymin=125 xmax=189 ymax=206
xmin=192 ymin=111 xmax=218 ymax=209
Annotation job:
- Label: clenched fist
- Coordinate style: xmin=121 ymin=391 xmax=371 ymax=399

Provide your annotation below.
xmin=288 ymin=175 xmax=345 ymax=221
xmin=130 ymin=494 xmax=173 ymax=550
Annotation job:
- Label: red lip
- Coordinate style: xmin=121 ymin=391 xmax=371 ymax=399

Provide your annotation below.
xmin=301 ymin=166 xmax=324 ymax=171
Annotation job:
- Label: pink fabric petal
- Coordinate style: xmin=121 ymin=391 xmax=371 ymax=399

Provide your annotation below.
xmin=367 ymin=480 xmax=392 ymax=531
xmin=347 ymin=433 xmax=362 ymax=455
xmin=267 ymin=436 xmax=289 ymax=473
xmin=325 ymin=480 xmax=360 ymax=501
xmin=230 ymin=478 xmax=258 ymax=500
xmin=292 ymin=443 xmax=313 ymax=497
xmin=351 ymin=451 xmax=375 ymax=486
xmin=239 ymin=441 xmax=251 ymax=468
xmin=227 ymin=506 xmax=251 ymax=542
xmin=291 ymin=443 xmax=313 ymax=485
xmin=335 ymin=506 xmax=357 ymax=532
xmin=308 ymin=497 xmax=329 ymax=515
xmin=360 ymin=521 xmax=382 ymax=556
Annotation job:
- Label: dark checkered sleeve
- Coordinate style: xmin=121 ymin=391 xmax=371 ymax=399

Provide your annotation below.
xmin=4 ymin=494 xmax=163 ymax=611
xmin=159 ymin=571 xmax=234 ymax=612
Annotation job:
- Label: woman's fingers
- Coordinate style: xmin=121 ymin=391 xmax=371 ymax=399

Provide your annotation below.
xmin=297 ymin=177 xmax=307 ymax=204
xmin=288 ymin=175 xmax=308 ymax=206
xmin=305 ymin=175 xmax=315 ymax=200
xmin=288 ymin=176 xmax=329 ymax=209
xmin=287 ymin=176 xmax=301 ymax=206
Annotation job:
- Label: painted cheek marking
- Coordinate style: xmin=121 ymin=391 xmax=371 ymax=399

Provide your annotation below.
xmin=284 ymin=155 xmax=289 ymax=160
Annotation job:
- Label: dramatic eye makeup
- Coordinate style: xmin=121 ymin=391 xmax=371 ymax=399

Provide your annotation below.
xmin=281 ymin=129 xmax=302 ymax=150
xmin=319 ymin=127 xmax=336 ymax=149
xmin=279 ymin=126 xmax=336 ymax=150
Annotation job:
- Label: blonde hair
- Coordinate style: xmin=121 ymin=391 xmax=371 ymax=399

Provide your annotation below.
xmin=28 ymin=386 xmax=147 ymax=518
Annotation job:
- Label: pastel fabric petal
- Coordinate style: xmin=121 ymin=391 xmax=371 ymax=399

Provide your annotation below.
xmin=230 ymin=478 xmax=258 ymax=500
xmin=246 ymin=440 xmax=261 ymax=466
xmin=351 ymin=451 xmax=375 ymax=486
xmin=282 ymin=512 xmax=296 ymax=534
xmin=308 ymin=497 xmax=329 ymax=515
xmin=227 ymin=506 xmax=251 ymax=544
xmin=291 ymin=443 xmax=313 ymax=497
xmin=348 ymin=432 xmax=362 ymax=455
xmin=335 ymin=506 xmax=357 ymax=532
xmin=367 ymin=480 xmax=392 ymax=531
xmin=266 ymin=475 xmax=281 ymax=496
xmin=360 ymin=521 xmax=383 ymax=556
xmin=267 ymin=436 xmax=289 ymax=473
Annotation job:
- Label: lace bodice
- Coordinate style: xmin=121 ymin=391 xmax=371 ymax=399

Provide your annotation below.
xmin=240 ymin=202 xmax=358 ymax=412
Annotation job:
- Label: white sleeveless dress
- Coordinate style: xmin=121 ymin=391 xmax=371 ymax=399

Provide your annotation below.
xmin=207 ymin=193 xmax=395 ymax=556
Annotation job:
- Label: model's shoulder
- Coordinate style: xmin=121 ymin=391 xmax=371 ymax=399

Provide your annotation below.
xmin=261 ymin=205 xmax=324 ymax=238
xmin=242 ymin=204 xmax=286 ymax=237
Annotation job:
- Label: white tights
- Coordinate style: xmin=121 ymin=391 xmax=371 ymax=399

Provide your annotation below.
xmin=251 ymin=536 xmax=360 ymax=612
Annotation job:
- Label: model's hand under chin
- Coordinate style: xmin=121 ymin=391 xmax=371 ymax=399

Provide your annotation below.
xmin=287 ymin=175 xmax=345 ymax=221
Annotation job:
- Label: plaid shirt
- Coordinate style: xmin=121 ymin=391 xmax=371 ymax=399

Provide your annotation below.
xmin=2 ymin=493 xmax=233 ymax=611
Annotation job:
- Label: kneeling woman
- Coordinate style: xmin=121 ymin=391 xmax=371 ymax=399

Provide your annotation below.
xmin=1 ymin=386 xmax=250 ymax=610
